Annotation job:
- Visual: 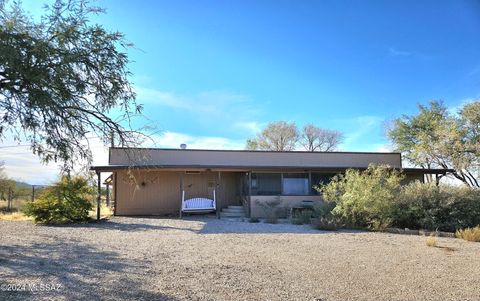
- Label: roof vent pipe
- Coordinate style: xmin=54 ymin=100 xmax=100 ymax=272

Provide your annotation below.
xmin=180 ymin=143 xmax=187 ymax=149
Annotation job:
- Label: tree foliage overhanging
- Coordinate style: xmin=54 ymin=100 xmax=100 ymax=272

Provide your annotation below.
xmin=388 ymin=100 xmax=480 ymax=188
xmin=0 ymin=0 xmax=143 ymax=170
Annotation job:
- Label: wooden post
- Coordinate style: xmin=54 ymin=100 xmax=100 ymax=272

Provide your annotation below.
xmin=106 ymin=184 xmax=110 ymax=207
xmin=113 ymin=172 xmax=117 ymax=216
xmin=7 ymin=187 xmax=12 ymax=211
xmin=31 ymin=185 xmax=35 ymax=202
xmin=179 ymin=172 xmax=184 ymax=218
xmin=96 ymin=172 xmax=101 ymax=221
xmin=308 ymin=171 xmax=312 ymax=195
xmin=248 ymin=172 xmax=252 ymax=217
xmin=217 ymin=171 xmax=221 ymax=219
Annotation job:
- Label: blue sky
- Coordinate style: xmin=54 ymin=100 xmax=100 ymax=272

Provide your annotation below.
xmin=102 ymin=0 xmax=480 ymax=150
xmin=2 ymin=0 xmax=480 ymax=183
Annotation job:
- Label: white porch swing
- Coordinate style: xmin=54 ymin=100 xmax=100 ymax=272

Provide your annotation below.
xmin=181 ymin=189 xmax=216 ymax=213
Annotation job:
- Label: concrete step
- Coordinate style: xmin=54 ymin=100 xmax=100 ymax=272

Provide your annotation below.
xmin=222 ymin=217 xmax=247 ymax=222
xmin=220 ymin=212 xmax=246 ymax=218
xmin=227 ymin=206 xmax=244 ymax=209
xmin=222 ymin=208 xmax=245 ymax=213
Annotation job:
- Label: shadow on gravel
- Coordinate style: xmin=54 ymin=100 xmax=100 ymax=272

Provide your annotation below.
xmin=45 ymin=216 xmax=366 ymax=235
xmin=0 ymin=239 xmax=178 ymax=301
xmin=51 ymin=219 xmax=199 ymax=233
xmin=197 ymin=220 xmax=366 ymax=235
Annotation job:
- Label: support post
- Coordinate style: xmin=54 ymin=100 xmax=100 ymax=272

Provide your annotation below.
xmin=106 ymin=184 xmax=110 ymax=207
xmin=308 ymin=171 xmax=312 ymax=195
xmin=31 ymin=185 xmax=35 ymax=202
xmin=179 ymin=172 xmax=184 ymax=218
xmin=248 ymin=172 xmax=252 ymax=217
xmin=7 ymin=187 xmax=12 ymax=211
xmin=113 ymin=172 xmax=117 ymax=216
xmin=96 ymin=172 xmax=101 ymax=221
xmin=217 ymin=171 xmax=221 ymax=219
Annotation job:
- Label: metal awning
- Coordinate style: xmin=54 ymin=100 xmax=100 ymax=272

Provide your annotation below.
xmin=90 ymin=164 xmax=454 ymax=174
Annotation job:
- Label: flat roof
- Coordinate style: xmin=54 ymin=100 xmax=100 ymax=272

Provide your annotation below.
xmin=108 ymin=147 xmax=402 ymax=155
xmin=90 ymin=164 xmax=453 ymax=174
xmin=106 ymin=147 xmax=404 ymax=170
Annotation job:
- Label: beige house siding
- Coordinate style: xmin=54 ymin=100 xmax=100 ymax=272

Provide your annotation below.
xmin=115 ymin=170 xmax=182 ymax=215
xmin=250 ymin=195 xmax=322 ymax=218
xmin=114 ymin=170 xmax=241 ymax=216
xmin=109 ymin=148 xmax=402 ymax=169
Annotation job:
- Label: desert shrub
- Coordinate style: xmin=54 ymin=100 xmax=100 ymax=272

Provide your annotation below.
xmin=393 ymin=182 xmax=446 ymax=230
xmin=292 ymin=209 xmax=313 ymax=225
xmin=393 ymin=183 xmax=480 ymax=232
xmin=313 ymin=201 xmax=336 ymax=219
xmin=455 ymin=226 xmax=480 ymax=242
xmin=313 ymin=216 xmax=340 ymax=231
xmin=24 ymin=176 xmax=94 ymax=224
xmin=446 ymin=188 xmax=480 ymax=231
xmin=248 ymin=217 xmax=260 ymax=223
xmin=319 ymin=165 xmax=403 ymax=230
xmin=425 ymin=235 xmax=438 ymax=247
xmin=255 ymin=197 xmax=286 ymax=223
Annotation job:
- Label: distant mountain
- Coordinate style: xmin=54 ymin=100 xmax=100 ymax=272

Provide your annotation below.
xmin=15 ymin=181 xmax=32 ymax=188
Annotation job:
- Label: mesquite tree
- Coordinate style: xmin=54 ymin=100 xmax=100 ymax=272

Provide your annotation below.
xmin=0 ymin=0 xmax=145 ymax=170
xmin=388 ymin=100 xmax=480 ymax=188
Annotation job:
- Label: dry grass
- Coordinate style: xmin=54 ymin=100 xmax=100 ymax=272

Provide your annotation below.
xmin=0 ymin=211 xmax=32 ymax=221
xmin=426 ymin=235 xmax=438 ymax=247
xmin=89 ymin=204 xmax=114 ymax=219
xmin=456 ymin=226 xmax=480 ymax=242
xmin=0 ymin=198 xmax=29 ymax=211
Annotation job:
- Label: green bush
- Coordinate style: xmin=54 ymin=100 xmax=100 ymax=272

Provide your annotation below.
xmin=319 ymin=165 xmax=403 ymax=230
xmin=24 ymin=176 xmax=94 ymax=224
xmin=313 ymin=217 xmax=340 ymax=231
xmin=316 ymin=164 xmax=480 ymax=232
xmin=292 ymin=209 xmax=313 ymax=225
xmin=393 ymin=182 xmax=480 ymax=232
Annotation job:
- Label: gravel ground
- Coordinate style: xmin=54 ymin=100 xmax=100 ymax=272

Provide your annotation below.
xmin=1 ymin=216 xmax=479 ymax=301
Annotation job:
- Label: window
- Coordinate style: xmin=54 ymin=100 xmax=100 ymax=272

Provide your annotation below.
xmin=282 ymin=173 xmax=309 ymax=195
xmin=251 ymin=173 xmax=281 ymax=195
xmin=310 ymin=173 xmax=336 ymax=194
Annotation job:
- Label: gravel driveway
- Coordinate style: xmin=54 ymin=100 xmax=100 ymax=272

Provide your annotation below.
xmin=1 ymin=216 xmax=479 ymax=301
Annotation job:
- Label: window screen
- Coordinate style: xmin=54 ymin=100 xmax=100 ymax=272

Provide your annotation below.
xmin=282 ymin=173 xmax=309 ymax=195
xmin=311 ymin=173 xmax=337 ymax=194
xmin=251 ymin=173 xmax=281 ymax=195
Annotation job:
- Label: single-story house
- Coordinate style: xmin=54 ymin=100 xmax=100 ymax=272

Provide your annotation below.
xmin=91 ymin=147 xmax=451 ymax=218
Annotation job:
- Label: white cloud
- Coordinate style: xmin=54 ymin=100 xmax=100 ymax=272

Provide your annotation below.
xmin=341 ymin=115 xmax=384 ymax=148
xmin=447 ymin=97 xmax=479 ymax=115
xmin=135 ymin=87 xmax=257 ymax=116
xmin=134 ymin=87 xmax=264 ymax=131
xmin=152 ymin=131 xmax=245 ymax=150
xmin=373 ymin=143 xmax=394 ymax=152
xmin=0 ymin=135 xmax=109 ymax=185
xmin=233 ymin=121 xmax=262 ymax=134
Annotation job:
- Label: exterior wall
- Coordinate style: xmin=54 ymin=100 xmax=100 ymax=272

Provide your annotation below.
xmin=250 ymin=195 xmax=322 ymax=218
xmin=109 ymin=148 xmax=402 ymax=169
xmin=115 ymin=170 xmax=182 ymax=215
xmin=114 ymin=170 xmax=241 ymax=216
